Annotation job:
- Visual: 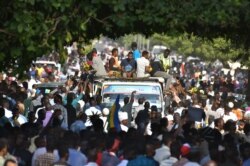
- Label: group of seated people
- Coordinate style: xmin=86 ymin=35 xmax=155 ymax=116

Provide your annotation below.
xmin=83 ymin=47 xmax=171 ymax=80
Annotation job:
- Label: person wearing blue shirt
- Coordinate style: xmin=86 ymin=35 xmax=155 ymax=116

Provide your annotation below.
xmin=131 ymin=42 xmax=141 ymax=60
xmin=120 ymin=51 xmax=137 ymax=78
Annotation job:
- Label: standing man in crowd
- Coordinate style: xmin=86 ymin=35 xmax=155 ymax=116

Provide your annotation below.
xmin=131 ymin=42 xmax=141 ymax=60
xmin=121 ymin=91 xmax=136 ymax=128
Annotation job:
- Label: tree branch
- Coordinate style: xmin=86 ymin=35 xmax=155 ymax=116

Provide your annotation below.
xmin=0 ymin=29 xmax=15 ymax=36
xmin=91 ymin=15 xmax=112 ymax=25
xmin=48 ymin=17 xmax=62 ymax=36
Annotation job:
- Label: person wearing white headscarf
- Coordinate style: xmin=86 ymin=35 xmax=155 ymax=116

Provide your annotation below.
xmin=118 ymin=111 xmax=128 ymax=132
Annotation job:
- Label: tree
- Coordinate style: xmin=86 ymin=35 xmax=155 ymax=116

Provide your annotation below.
xmin=1 ymin=0 xmax=250 ymax=69
xmin=0 ymin=0 xmax=249 ymax=98
xmin=151 ymin=33 xmax=244 ymax=62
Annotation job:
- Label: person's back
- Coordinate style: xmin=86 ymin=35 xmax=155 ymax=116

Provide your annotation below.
xmin=188 ymin=100 xmax=206 ymax=122
xmin=92 ymin=55 xmax=107 ymax=76
xmin=121 ymin=91 xmax=136 ymax=127
xmin=101 ymin=150 xmax=120 ymax=166
xmin=150 ymin=58 xmax=164 ymax=76
xmin=65 ymin=104 xmax=76 ymax=127
xmin=136 ymin=51 xmax=151 ymax=78
xmin=66 ymin=133 xmax=87 ymax=166
xmin=135 ymin=109 xmax=150 ymax=126
xmin=35 ymin=137 xmax=57 ymax=166
xmin=135 ymin=102 xmax=150 ymax=134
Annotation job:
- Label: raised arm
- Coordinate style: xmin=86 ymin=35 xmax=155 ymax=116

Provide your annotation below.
xmin=130 ymin=91 xmax=136 ymax=103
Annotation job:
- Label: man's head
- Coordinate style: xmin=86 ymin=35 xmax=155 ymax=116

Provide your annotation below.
xmin=142 ymin=50 xmax=149 ymax=59
xmin=124 ymin=96 xmax=130 ymax=105
xmin=119 ymin=111 xmax=128 ymax=126
xmin=214 ymin=118 xmax=224 ymax=130
xmin=92 ymin=48 xmax=97 ymax=56
xmin=57 ymin=144 xmax=69 ymax=161
xmin=54 ymin=94 xmax=62 ymax=104
xmin=0 ymin=138 xmax=8 ymax=157
xmin=27 ymin=111 xmax=36 ymax=123
xmin=67 ymin=92 xmax=76 ymax=104
xmin=12 ymin=107 xmax=19 ymax=118
xmin=131 ymin=42 xmax=137 ymax=50
xmin=138 ymin=98 xmax=144 ymax=105
xmin=1 ymin=99 xmax=9 ymax=109
xmin=87 ymin=52 xmax=93 ymax=61
xmin=144 ymin=101 xmax=150 ymax=109
xmin=162 ymin=131 xmax=173 ymax=146
xmin=112 ymin=48 xmax=118 ymax=57
xmin=101 ymin=52 xmax=106 ymax=60
xmin=3 ymin=159 xmax=17 ymax=166
xmin=127 ymin=51 xmax=133 ymax=61
xmin=90 ymin=97 xmax=97 ymax=107
xmin=164 ymin=48 xmax=171 ymax=58
xmin=150 ymin=106 xmax=158 ymax=119
xmin=37 ymin=109 xmax=46 ymax=120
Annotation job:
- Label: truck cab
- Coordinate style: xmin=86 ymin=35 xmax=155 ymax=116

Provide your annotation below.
xmin=93 ymin=77 xmax=165 ymax=116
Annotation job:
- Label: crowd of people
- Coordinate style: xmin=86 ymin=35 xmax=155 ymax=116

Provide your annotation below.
xmin=0 ymin=42 xmax=249 ymax=166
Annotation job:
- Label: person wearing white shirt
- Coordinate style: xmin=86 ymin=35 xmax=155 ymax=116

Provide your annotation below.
xmin=216 ymin=106 xmax=225 ymax=117
xmin=8 ymin=108 xmax=27 ymax=127
xmin=1 ymin=99 xmax=12 ymax=118
xmin=223 ymin=112 xmax=237 ymax=123
xmin=85 ymin=99 xmax=102 ymax=127
xmin=133 ymin=98 xmax=145 ymax=121
xmin=118 ymin=111 xmax=129 ymax=132
xmin=52 ymin=94 xmax=68 ymax=130
xmin=136 ymin=50 xmax=151 ymax=78
xmin=154 ymin=132 xmax=172 ymax=163
xmin=4 ymin=108 xmax=12 ymax=118
xmin=100 ymin=108 xmax=109 ymax=133
xmin=117 ymin=159 xmax=128 ymax=166
xmin=222 ymin=102 xmax=238 ymax=123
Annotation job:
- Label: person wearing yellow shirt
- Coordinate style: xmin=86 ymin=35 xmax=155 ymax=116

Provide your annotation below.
xmin=36 ymin=64 xmax=44 ymax=78
xmin=152 ymin=48 xmax=173 ymax=90
xmin=158 ymin=48 xmax=172 ymax=74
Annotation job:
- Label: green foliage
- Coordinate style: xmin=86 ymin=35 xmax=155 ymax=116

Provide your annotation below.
xmin=151 ymin=33 xmax=244 ymax=62
xmin=1 ymin=0 xmax=250 ymax=75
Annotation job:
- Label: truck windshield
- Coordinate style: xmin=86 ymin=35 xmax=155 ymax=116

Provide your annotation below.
xmin=102 ymin=84 xmax=162 ymax=107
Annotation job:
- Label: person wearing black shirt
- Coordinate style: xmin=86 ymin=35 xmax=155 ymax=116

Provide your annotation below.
xmin=150 ymin=57 xmax=173 ymax=90
xmin=135 ymin=101 xmax=151 ymax=135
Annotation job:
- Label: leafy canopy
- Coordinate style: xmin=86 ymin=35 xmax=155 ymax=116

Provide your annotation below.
xmin=1 ymin=0 xmax=250 ymax=74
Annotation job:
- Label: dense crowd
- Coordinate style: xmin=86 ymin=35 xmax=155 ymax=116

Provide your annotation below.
xmin=0 ymin=42 xmax=249 ymax=166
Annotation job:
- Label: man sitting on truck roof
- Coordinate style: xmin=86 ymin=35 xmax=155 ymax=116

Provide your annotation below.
xmin=108 ymin=48 xmax=121 ymax=77
xmin=120 ymin=51 xmax=137 ymax=78
xmin=158 ymin=48 xmax=172 ymax=74
xmin=151 ymin=49 xmax=173 ymax=90
xmin=86 ymin=50 xmax=107 ymax=77
xmin=136 ymin=50 xmax=152 ymax=78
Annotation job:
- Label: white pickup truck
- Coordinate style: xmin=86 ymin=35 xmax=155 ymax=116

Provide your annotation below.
xmin=93 ymin=77 xmax=165 ymax=115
